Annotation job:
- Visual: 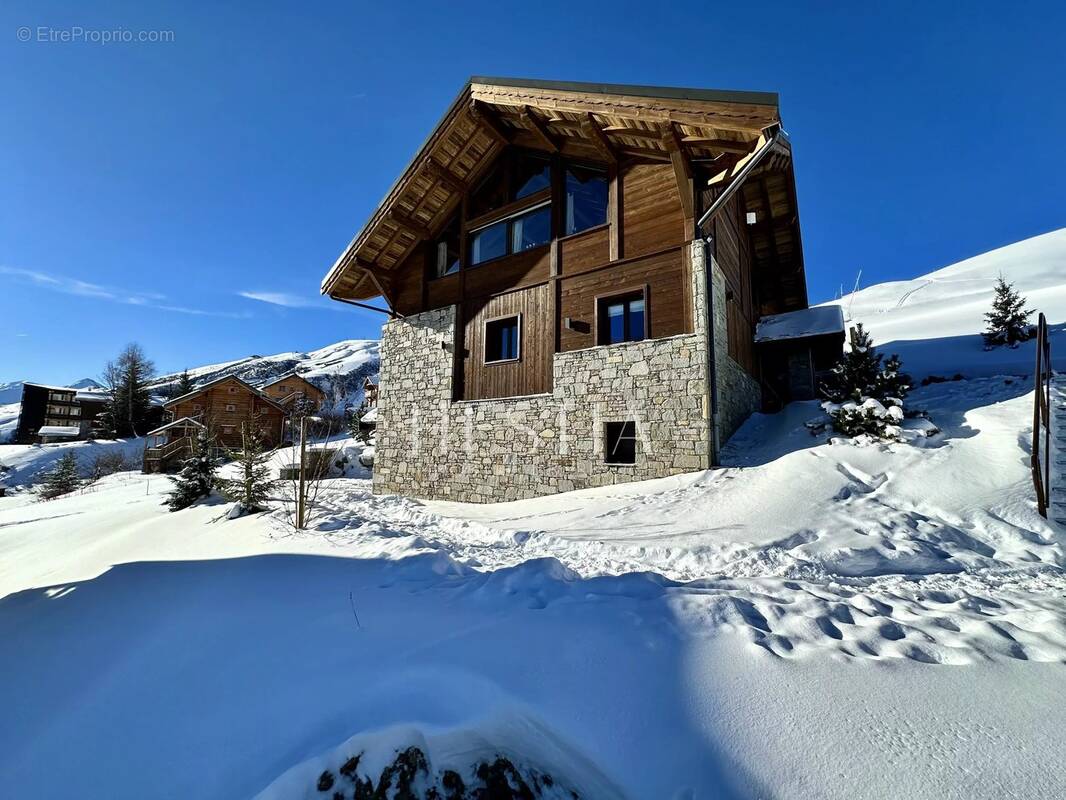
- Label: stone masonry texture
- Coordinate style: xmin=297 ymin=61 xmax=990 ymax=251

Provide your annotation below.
xmin=373 ymin=239 xmax=760 ymax=502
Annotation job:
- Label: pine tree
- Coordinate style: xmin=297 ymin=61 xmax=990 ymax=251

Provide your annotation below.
xmin=101 ymin=343 xmax=156 ymax=437
xmin=175 ymin=369 xmax=195 ymax=397
xmin=983 ymin=277 xmax=1034 ymax=347
xmin=39 ymin=453 xmax=82 ymax=500
xmin=165 ymin=434 xmax=218 ymax=511
xmin=820 ymin=325 xmax=910 ymax=439
xmin=218 ymin=422 xmax=275 ymax=515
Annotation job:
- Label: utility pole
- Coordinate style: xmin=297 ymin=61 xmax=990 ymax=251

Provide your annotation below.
xmin=297 ymin=415 xmax=308 ymax=529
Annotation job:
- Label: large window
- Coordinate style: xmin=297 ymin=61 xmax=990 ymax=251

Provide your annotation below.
xmin=470 ymin=202 xmax=551 ymax=266
xmin=484 ymin=315 xmax=521 ymax=363
xmin=431 ymin=216 xmax=460 ymax=278
xmin=598 ymin=290 xmax=647 ymax=345
xmin=470 ymin=151 xmax=551 ymax=218
xmin=565 ymin=165 xmax=608 ymax=235
xmin=604 ymin=421 xmax=637 ymax=465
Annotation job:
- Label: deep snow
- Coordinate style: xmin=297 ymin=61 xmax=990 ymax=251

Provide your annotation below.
xmin=2 ymin=232 xmax=1065 ymax=798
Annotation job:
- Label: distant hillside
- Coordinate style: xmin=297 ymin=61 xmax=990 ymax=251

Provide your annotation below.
xmin=822 ymin=227 xmax=1066 ymax=378
xmin=0 ymin=382 xmax=25 ymax=406
xmin=149 ymin=339 xmax=380 ymax=412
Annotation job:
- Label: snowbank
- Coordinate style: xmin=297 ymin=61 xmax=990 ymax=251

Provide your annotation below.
xmin=0 ymin=437 xmax=144 ymax=488
xmin=823 ymin=227 xmax=1066 ymax=378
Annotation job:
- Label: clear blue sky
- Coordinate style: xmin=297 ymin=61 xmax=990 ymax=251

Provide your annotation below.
xmin=2 ymin=0 xmax=1064 ymax=384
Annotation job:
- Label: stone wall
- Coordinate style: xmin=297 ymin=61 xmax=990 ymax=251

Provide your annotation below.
xmin=373 ymin=239 xmax=759 ymax=503
xmin=706 ymin=249 xmax=763 ymax=449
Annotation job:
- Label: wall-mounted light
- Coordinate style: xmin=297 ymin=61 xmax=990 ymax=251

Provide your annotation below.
xmin=746 ymin=212 xmax=757 ymax=225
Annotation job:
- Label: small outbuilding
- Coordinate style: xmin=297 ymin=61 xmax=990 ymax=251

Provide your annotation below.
xmin=756 ymin=305 xmax=846 ymax=407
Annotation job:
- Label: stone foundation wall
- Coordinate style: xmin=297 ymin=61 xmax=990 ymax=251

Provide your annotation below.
xmin=373 ymin=239 xmax=759 ymax=503
xmin=708 ymin=254 xmax=762 ymax=447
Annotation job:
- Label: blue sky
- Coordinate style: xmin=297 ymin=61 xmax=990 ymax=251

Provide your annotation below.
xmin=2 ymin=1 xmax=1064 ymax=384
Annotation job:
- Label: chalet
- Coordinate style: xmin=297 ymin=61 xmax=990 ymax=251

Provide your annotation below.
xmin=260 ymin=373 xmax=326 ymax=410
xmin=144 ymin=375 xmax=287 ymax=472
xmin=13 ymin=383 xmax=110 ymax=444
xmin=321 ymin=77 xmax=843 ymax=502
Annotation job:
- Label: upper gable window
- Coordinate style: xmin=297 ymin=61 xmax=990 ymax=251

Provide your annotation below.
xmin=469 ymin=151 xmax=551 ymax=218
xmin=431 ymin=215 xmax=460 ymax=278
xmin=565 ymin=164 xmax=608 ymax=235
xmin=470 ymin=201 xmax=551 ymax=266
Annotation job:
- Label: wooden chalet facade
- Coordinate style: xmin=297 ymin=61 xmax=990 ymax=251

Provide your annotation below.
xmin=260 ymin=374 xmax=326 ymax=410
xmin=144 ymin=376 xmax=287 ymax=472
xmin=322 ymin=77 xmax=841 ymax=502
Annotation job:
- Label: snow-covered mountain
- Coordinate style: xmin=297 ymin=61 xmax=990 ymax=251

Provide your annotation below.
xmin=0 ymin=381 xmax=25 ymax=406
xmin=823 ymin=227 xmax=1066 ymax=378
xmin=149 ymin=339 xmax=380 ymax=412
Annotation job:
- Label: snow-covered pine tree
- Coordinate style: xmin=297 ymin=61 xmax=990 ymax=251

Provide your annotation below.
xmin=820 ymin=324 xmax=910 ymax=439
xmin=165 ymin=434 xmax=218 ymax=511
xmin=983 ymin=277 xmax=1034 ymax=347
xmin=218 ymin=421 xmax=275 ymax=515
xmin=38 ymin=453 xmax=82 ymax=499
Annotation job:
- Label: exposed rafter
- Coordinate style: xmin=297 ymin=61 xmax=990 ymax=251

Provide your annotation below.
xmin=468 ymin=100 xmax=511 ymax=144
xmin=422 ymin=157 xmax=467 ymax=194
xmin=662 ymin=123 xmax=694 ymax=221
xmin=580 ymin=114 xmax=617 ymax=164
xmin=387 ymin=209 xmax=431 ymax=240
xmin=520 ymin=106 xmax=558 ymax=152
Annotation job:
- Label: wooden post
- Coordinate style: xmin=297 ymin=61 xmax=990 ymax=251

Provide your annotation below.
xmin=297 ymin=415 xmax=308 ymax=529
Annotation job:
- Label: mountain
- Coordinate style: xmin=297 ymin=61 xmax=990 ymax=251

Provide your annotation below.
xmin=823 ymin=227 xmax=1066 ymax=379
xmin=69 ymin=378 xmax=104 ymax=390
xmin=0 ymin=381 xmax=25 ymax=406
xmin=149 ymin=339 xmax=380 ymax=411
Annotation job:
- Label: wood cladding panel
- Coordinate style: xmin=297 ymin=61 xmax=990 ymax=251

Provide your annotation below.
xmin=167 ymin=379 xmax=286 ymax=449
xmin=713 ymin=193 xmax=757 ymax=377
xmin=461 ymin=284 xmax=552 ymax=401
xmin=558 ymin=225 xmax=610 ymax=276
xmin=463 ymin=245 xmax=551 ymax=298
xmin=621 ymin=163 xmax=685 ymax=260
xmin=427 ymin=272 xmax=460 ymax=309
xmin=557 ymin=247 xmax=689 ymax=352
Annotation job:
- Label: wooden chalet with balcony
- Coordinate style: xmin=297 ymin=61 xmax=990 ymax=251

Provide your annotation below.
xmin=321 ymin=77 xmax=841 ymax=502
xmin=143 ymin=375 xmax=287 ymax=472
xmin=260 ymin=373 xmax=326 ymax=410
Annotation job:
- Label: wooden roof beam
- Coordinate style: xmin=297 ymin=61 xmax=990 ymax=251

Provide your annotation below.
xmin=580 ymin=114 xmax=617 ymax=164
xmin=387 ymin=209 xmax=432 ymax=240
xmin=662 ymin=123 xmax=694 ymax=222
xmin=469 ymin=100 xmax=511 ymax=144
xmin=680 ymin=136 xmax=754 ymax=154
xmin=354 ymin=260 xmax=401 ymax=316
xmin=520 ymin=106 xmax=559 ymax=152
xmin=422 ymin=157 xmax=467 ymax=194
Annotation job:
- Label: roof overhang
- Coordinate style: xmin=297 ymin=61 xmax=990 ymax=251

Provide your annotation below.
xmin=321 ymin=76 xmax=782 ymax=303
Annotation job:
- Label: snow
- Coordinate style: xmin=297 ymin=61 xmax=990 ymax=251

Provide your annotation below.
xmin=823 ymin=227 xmax=1066 ymax=378
xmin=0 ymin=402 xmax=20 ymax=443
xmin=755 ymin=304 xmax=844 ymax=342
xmin=0 ymin=437 xmax=145 ymax=487
xmin=2 ymin=233 xmax=1066 ymax=798
xmin=36 ymin=425 xmax=80 ymax=437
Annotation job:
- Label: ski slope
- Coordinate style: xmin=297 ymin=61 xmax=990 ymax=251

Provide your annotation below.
xmin=824 ymin=227 xmax=1066 ymax=378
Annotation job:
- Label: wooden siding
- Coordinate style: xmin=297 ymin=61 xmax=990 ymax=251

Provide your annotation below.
xmin=558 ymin=225 xmax=610 ymax=276
xmin=461 ymin=284 xmax=553 ymax=400
xmin=166 ymin=378 xmax=286 ymax=450
xmin=558 ymin=247 xmax=690 ymax=352
xmin=621 ymin=163 xmax=685 ymax=260
xmin=464 ymin=245 xmax=551 ymax=297
xmin=261 ymin=375 xmax=326 ymax=408
xmin=713 ymin=192 xmax=758 ymax=377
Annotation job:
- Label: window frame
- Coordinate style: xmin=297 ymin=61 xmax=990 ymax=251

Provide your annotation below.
xmin=225 ymin=403 xmax=237 ymax=413
xmin=603 ymin=420 xmax=638 ymax=465
xmin=563 ymin=161 xmax=609 ymax=238
xmin=482 ymin=313 xmax=523 ymax=366
xmin=594 ymin=285 xmax=650 ymax=346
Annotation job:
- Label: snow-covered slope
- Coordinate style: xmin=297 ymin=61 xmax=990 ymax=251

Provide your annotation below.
xmin=150 ymin=339 xmax=379 ymax=411
xmin=0 ymin=381 xmax=25 ymax=406
xmin=0 ymin=403 xmax=20 ymax=445
xmin=824 ymin=227 xmax=1066 ymax=378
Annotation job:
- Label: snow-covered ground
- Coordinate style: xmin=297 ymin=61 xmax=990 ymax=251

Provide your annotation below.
xmin=0 ymin=437 xmax=144 ymax=487
xmin=2 ymin=232 xmax=1065 ymax=798
xmin=826 ymin=227 xmax=1066 ymax=378
xmin=0 ymin=401 xmax=20 ymax=444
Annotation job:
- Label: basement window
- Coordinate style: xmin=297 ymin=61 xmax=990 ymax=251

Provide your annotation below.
xmin=597 ymin=289 xmax=647 ymax=345
xmin=484 ymin=315 xmax=521 ymax=364
xmin=604 ymin=421 xmax=637 ymax=465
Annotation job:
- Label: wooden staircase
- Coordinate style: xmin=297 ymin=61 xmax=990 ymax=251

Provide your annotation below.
xmin=143 ymin=436 xmax=195 ymax=474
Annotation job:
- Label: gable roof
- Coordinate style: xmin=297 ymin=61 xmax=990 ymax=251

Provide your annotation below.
xmin=163 ymin=375 xmax=289 ymax=412
xmin=260 ymin=373 xmax=322 ymax=393
xmin=321 ymin=76 xmax=782 ymax=302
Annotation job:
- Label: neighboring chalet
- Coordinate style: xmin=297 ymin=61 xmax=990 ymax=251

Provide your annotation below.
xmin=143 ymin=376 xmax=287 ymax=472
xmin=321 ymin=77 xmax=843 ymax=502
xmin=14 ymin=383 xmax=109 ymax=444
xmin=260 ymin=373 xmax=326 ymax=410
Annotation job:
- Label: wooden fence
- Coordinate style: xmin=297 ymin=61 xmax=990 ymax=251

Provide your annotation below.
xmin=1032 ymin=313 xmax=1052 ymax=517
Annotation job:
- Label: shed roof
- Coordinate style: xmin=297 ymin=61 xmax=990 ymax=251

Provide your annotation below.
xmin=755 ymin=305 xmax=845 ymax=343
xmin=37 ymin=425 xmax=80 ymax=437
xmin=321 ymin=76 xmax=782 ymax=302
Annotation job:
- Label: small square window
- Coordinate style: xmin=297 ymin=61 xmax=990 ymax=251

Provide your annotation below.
xmin=225 ymin=403 xmax=236 ymax=412
xmin=228 ymin=386 xmax=238 ymax=394
xmin=604 ymin=421 xmax=637 ymax=465
xmin=192 ymin=403 xmax=202 ymax=411
xmin=485 ymin=315 xmax=521 ymax=363
xmin=222 ymin=426 xmax=234 ymax=435
xmin=598 ymin=290 xmax=647 ymax=345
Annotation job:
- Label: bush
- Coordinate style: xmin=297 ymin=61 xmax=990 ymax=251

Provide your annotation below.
xmin=88 ymin=451 xmax=136 ymax=481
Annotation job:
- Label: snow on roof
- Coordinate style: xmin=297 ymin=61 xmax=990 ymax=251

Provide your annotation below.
xmin=755 ymin=305 xmax=845 ymax=343
xmin=360 ymin=406 xmax=378 ymax=424
xmin=146 ymin=417 xmax=206 ymax=437
xmin=75 ymin=390 xmax=107 ymax=403
xmin=37 ymin=425 xmax=80 ymax=437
